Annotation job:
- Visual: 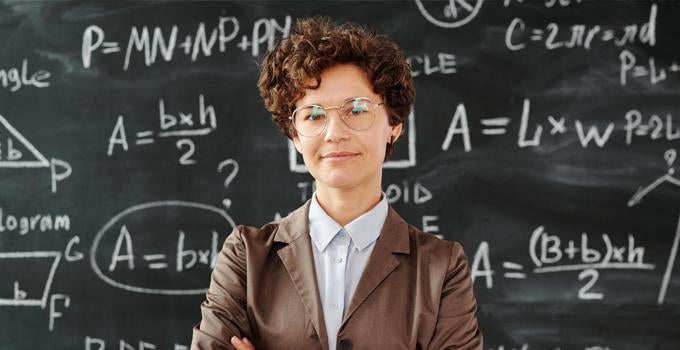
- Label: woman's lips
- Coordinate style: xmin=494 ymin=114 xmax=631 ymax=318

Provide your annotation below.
xmin=322 ymin=152 xmax=358 ymax=161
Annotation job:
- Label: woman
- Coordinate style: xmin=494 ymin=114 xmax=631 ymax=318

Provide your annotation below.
xmin=191 ymin=16 xmax=482 ymax=350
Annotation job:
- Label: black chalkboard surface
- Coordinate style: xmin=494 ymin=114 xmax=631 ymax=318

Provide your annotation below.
xmin=1 ymin=1 xmax=679 ymax=349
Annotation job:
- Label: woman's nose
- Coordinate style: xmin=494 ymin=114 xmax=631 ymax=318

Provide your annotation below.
xmin=323 ymin=109 xmax=351 ymax=142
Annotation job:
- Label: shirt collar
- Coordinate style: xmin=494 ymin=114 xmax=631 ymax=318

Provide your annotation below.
xmin=308 ymin=191 xmax=389 ymax=252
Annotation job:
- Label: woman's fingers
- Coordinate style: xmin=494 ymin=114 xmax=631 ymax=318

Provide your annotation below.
xmin=230 ymin=336 xmax=256 ymax=350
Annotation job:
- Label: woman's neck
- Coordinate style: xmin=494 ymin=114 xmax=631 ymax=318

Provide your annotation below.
xmin=315 ymin=183 xmax=383 ymax=227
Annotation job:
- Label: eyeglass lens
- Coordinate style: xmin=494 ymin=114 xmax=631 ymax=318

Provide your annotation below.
xmin=292 ymin=98 xmax=375 ymax=136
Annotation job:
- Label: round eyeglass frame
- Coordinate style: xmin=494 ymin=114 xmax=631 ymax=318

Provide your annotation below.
xmin=288 ymin=97 xmax=384 ymax=137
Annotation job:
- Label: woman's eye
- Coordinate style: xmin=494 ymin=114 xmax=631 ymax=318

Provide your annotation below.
xmin=349 ymin=100 xmax=369 ymax=115
xmin=350 ymin=106 xmax=368 ymax=116
xmin=307 ymin=106 xmax=325 ymax=120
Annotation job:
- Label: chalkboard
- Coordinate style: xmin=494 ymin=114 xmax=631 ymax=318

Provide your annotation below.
xmin=1 ymin=1 xmax=679 ymax=349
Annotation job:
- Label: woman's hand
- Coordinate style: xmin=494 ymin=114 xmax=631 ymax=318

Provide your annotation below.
xmin=230 ymin=336 xmax=256 ymax=350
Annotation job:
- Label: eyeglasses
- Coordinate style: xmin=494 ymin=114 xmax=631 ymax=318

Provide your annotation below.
xmin=289 ymin=97 xmax=384 ymax=137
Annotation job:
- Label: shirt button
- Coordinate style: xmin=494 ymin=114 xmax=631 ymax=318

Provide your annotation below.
xmin=331 ymin=303 xmax=338 ymax=309
xmin=335 ymin=257 xmax=343 ymax=263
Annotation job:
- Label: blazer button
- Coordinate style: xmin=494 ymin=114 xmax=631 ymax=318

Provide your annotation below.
xmin=310 ymin=333 xmax=319 ymax=339
xmin=338 ymin=339 xmax=352 ymax=350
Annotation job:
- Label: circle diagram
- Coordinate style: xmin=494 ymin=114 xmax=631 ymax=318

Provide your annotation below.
xmin=414 ymin=0 xmax=483 ymax=28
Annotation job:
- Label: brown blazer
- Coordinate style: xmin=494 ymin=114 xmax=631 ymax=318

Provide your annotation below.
xmin=191 ymin=199 xmax=482 ymax=350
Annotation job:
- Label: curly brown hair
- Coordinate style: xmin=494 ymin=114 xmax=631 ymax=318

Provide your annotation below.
xmin=257 ymin=16 xmax=415 ymax=160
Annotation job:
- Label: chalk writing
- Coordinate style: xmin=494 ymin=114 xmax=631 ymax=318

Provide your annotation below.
xmin=0 ymin=113 xmax=50 ymax=167
xmin=0 ymin=113 xmax=72 ymax=193
xmin=414 ymin=0 xmax=483 ymax=28
xmin=628 ymin=149 xmax=680 ymax=304
xmin=0 ymin=208 xmax=70 ymax=235
xmin=0 ymin=235 xmax=83 ymax=330
xmin=441 ymin=99 xmax=680 ymax=152
xmin=625 ymin=109 xmax=680 ymax=145
xmin=84 ymin=336 xmax=188 ymax=350
xmin=107 ymin=94 xmax=216 ymax=165
xmin=620 ymin=49 xmax=679 ymax=86
xmin=82 ymin=15 xmax=291 ymax=70
xmin=90 ymin=201 xmax=235 ymax=295
xmin=407 ymin=52 xmax=457 ymax=77
xmin=471 ymin=227 xmax=654 ymax=300
xmin=217 ymin=158 xmax=239 ymax=210
xmin=0 ymin=251 xmax=61 ymax=308
xmin=0 ymin=59 xmax=51 ymax=92
xmin=385 ymin=180 xmax=433 ymax=205
xmin=505 ymin=4 xmax=656 ymax=51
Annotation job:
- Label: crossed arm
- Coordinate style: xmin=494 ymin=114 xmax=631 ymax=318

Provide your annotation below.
xmin=427 ymin=241 xmax=483 ymax=349
xmin=191 ymin=227 xmax=481 ymax=349
xmin=191 ymin=226 xmax=256 ymax=350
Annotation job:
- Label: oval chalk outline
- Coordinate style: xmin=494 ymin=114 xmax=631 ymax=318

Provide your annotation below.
xmin=90 ymin=200 xmax=236 ymax=295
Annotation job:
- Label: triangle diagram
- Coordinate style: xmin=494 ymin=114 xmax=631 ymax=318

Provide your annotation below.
xmin=0 ymin=113 xmax=49 ymax=168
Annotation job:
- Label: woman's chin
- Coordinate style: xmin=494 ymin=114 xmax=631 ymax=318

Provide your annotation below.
xmin=316 ymin=175 xmax=361 ymax=191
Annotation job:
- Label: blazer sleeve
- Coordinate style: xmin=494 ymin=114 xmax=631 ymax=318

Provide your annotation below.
xmin=191 ymin=225 xmax=254 ymax=349
xmin=428 ymin=241 xmax=483 ymax=350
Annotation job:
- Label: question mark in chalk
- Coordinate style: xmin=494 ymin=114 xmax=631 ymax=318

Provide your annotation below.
xmin=217 ymin=159 xmax=239 ymax=210
xmin=664 ymin=149 xmax=676 ymax=175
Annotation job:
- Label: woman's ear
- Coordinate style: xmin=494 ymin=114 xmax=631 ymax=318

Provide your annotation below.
xmin=390 ymin=122 xmax=403 ymax=144
xmin=292 ymin=135 xmax=302 ymax=154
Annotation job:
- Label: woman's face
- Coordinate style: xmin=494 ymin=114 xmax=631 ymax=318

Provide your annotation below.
xmin=292 ymin=64 xmax=402 ymax=192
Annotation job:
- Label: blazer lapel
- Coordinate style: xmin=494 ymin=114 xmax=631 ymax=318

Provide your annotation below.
xmin=274 ymin=200 xmax=329 ymax=350
xmin=341 ymin=206 xmax=410 ymax=328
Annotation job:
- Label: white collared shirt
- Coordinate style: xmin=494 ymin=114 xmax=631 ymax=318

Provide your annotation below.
xmin=308 ymin=191 xmax=388 ymax=350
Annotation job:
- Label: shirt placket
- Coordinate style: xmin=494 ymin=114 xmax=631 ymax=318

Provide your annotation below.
xmin=325 ymin=229 xmax=350 ymax=349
